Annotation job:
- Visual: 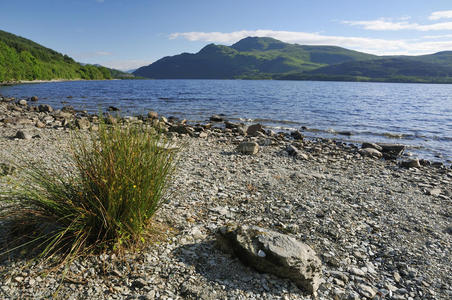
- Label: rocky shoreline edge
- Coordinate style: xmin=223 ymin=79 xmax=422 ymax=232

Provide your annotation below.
xmin=0 ymin=95 xmax=451 ymax=299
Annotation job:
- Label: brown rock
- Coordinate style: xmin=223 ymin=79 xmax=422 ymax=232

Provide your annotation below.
xmin=246 ymin=124 xmax=264 ymax=136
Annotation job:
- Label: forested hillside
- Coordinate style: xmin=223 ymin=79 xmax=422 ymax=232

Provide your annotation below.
xmin=0 ymin=29 xmax=113 ymax=83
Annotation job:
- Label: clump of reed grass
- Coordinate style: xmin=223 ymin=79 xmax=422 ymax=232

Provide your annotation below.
xmin=0 ymin=119 xmax=178 ymax=263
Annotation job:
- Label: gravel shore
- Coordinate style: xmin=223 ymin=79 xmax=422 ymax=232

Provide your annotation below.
xmin=0 ymin=99 xmax=451 ymax=299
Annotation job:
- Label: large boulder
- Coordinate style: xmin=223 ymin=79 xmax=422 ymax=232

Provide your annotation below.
xmin=216 ymin=225 xmax=322 ymax=296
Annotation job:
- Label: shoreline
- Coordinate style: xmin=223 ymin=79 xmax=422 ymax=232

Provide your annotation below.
xmin=0 ymin=78 xmax=122 ymax=86
xmin=0 ymin=98 xmax=451 ymax=299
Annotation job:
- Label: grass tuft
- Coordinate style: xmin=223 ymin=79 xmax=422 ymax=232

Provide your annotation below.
xmin=0 ymin=119 xmax=178 ymax=264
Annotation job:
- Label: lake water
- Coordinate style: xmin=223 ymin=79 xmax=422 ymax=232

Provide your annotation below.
xmin=1 ymin=79 xmax=451 ymax=163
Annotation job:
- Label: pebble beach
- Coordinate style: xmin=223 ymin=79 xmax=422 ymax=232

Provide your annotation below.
xmin=0 ymin=97 xmax=451 ymax=299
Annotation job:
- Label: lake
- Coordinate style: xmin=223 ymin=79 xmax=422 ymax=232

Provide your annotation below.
xmin=1 ymin=79 xmax=451 ymax=163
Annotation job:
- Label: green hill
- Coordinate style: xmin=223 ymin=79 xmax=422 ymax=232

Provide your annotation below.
xmin=0 ymin=29 xmax=124 ymax=83
xmin=134 ymin=37 xmax=452 ymax=83
xmin=133 ymin=37 xmax=376 ymax=79
xmin=276 ymin=57 xmax=452 ymax=83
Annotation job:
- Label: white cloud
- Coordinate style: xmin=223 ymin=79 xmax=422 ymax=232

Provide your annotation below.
xmin=343 ymin=18 xmax=452 ymax=31
xmin=342 ymin=19 xmax=417 ymax=31
xmin=169 ymin=29 xmax=452 ymax=56
xmin=429 ymin=10 xmax=452 ymax=20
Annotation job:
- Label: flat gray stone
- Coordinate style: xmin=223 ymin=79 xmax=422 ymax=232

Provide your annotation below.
xmin=237 ymin=142 xmax=259 ymax=155
xmin=216 ymin=225 xmax=322 ymax=296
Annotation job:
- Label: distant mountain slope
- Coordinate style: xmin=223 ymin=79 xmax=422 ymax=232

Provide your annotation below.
xmin=0 ymin=29 xmax=118 ymax=83
xmin=276 ymin=57 xmax=452 ymax=83
xmin=133 ymin=37 xmax=376 ymax=79
xmin=134 ymin=37 xmax=452 ymax=83
xmin=308 ymin=57 xmax=452 ymax=78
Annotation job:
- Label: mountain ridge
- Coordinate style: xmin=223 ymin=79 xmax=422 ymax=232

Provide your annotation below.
xmin=134 ymin=37 xmax=452 ymax=83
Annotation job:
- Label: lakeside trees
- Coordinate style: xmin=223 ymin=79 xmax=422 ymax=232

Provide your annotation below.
xmin=0 ymin=30 xmax=113 ymax=82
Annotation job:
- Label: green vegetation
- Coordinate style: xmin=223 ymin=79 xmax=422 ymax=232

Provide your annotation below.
xmin=133 ymin=37 xmax=376 ymax=79
xmin=0 ymin=120 xmax=178 ymax=263
xmin=134 ymin=36 xmax=452 ymax=83
xmin=0 ymin=29 xmax=130 ymax=83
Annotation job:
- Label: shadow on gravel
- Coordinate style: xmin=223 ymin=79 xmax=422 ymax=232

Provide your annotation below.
xmin=219 ymin=150 xmax=235 ymax=156
xmin=173 ymin=240 xmax=302 ymax=298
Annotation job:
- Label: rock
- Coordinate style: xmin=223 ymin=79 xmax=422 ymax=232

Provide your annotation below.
xmin=76 ymin=118 xmax=91 ymax=130
xmin=148 ymin=111 xmax=159 ymax=119
xmin=337 ymin=131 xmax=352 ymax=136
xmin=237 ymin=142 xmax=259 ymax=155
xmin=427 ymin=188 xmax=441 ymax=197
xmin=291 ymin=130 xmax=303 ymax=140
xmin=378 ymin=143 xmax=405 ymax=158
xmin=349 ymin=267 xmax=366 ymax=276
xmin=225 ymin=121 xmax=239 ymax=129
xmin=198 ymin=131 xmax=208 ymax=138
xmin=236 ymin=126 xmax=247 ymax=136
xmin=361 ymin=142 xmax=383 ymax=151
xmin=18 ymin=99 xmax=27 ymax=106
xmin=61 ymin=105 xmax=75 ymax=113
xmin=38 ymin=104 xmax=53 ymax=113
xmin=246 ymin=124 xmax=264 ymax=136
xmin=15 ymin=130 xmax=32 ymax=140
xmin=216 ymin=225 xmax=322 ymax=296
xmin=358 ymin=283 xmax=376 ymax=298
xmin=285 ymin=144 xmax=307 ymax=159
xmin=210 ymin=114 xmax=224 ymax=122
xmin=169 ymin=125 xmax=193 ymax=136
xmin=358 ymin=148 xmax=383 ymax=159
xmin=35 ymin=121 xmax=46 ymax=128
xmin=30 ymin=96 xmax=38 ymax=101
xmin=7 ymin=104 xmax=22 ymax=112
xmin=107 ymin=106 xmax=120 ymax=112
xmin=131 ymin=278 xmax=147 ymax=289
xmin=401 ymin=158 xmax=421 ymax=169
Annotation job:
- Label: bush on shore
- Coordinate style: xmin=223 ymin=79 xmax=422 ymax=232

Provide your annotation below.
xmin=0 ymin=120 xmax=178 ymax=264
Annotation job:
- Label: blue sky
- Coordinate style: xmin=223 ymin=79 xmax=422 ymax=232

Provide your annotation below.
xmin=2 ymin=0 xmax=452 ymax=70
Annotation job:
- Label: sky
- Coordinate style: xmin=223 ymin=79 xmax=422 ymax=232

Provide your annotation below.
xmin=2 ymin=0 xmax=452 ymax=70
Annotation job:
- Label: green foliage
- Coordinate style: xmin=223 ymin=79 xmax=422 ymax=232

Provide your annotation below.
xmin=0 ymin=121 xmax=178 ymax=263
xmin=0 ymin=30 xmax=116 ymax=82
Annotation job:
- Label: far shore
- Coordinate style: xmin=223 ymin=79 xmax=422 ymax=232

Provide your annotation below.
xmin=0 ymin=78 xmax=122 ymax=86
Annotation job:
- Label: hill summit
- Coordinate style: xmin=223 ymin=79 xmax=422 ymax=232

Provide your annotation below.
xmin=134 ymin=37 xmax=452 ymax=83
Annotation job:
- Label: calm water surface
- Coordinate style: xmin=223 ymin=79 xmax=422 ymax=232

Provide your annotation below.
xmin=1 ymin=79 xmax=451 ymax=163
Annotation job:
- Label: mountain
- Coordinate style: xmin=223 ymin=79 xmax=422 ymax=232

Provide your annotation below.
xmin=134 ymin=37 xmax=452 ymax=83
xmin=0 ymin=29 xmax=118 ymax=83
xmin=133 ymin=37 xmax=376 ymax=79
